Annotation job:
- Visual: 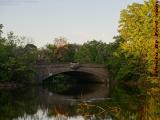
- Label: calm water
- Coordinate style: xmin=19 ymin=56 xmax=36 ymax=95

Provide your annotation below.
xmin=0 ymin=82 xmax=142 ymax=120
xmin=0 ymin=84 xmax=107 ymax=119
xmin=1 ymin=70 xmax=160 ymax=120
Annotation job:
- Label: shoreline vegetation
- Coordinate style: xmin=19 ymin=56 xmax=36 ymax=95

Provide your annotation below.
xmin=0 ymin=82 xmax=23 ymax=89
xmin=0 ymin=83 xmax=16 ymax=89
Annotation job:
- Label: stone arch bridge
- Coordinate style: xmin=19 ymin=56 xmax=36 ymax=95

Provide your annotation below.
xmin=33 ymin=63 xmax=109 ymax=84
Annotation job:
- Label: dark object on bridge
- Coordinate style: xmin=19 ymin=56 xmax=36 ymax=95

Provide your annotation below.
xmin=70 ymin=62 xmax=80 ymax=70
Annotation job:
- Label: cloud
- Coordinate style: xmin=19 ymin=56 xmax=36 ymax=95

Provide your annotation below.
xmin=0 ymin=0 xmax=39 ymax=6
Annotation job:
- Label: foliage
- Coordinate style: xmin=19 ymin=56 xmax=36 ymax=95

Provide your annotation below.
xmin=53 ymin=36 xmax=67 ymax=47
xmin=75 ymin=40 xmax=107 ymax=64
xmin=118 ymin=1 xmax=160 ymax=119
xmin=118 ymin=0 xmax=160 ymax=76
xmin=41 ymin=43 xmax=78 ymax=63
xmin=0 ymin=25 xmax=38 ymax=82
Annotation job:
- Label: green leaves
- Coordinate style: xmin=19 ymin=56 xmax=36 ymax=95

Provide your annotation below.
xmin=43 ymin=43 xmax=78 ymax=63
xmin=0 ymin=25 xmax=37 ymax=82
xmin=75 ymin=40 xmax=107 ymax=64
xmin=119 ymin=0 xmax=160 ymax=77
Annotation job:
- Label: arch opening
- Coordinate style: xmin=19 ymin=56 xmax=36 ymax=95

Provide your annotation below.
xmin=43 ymin=71 xmax=104 ymax=96
xmin=44 ymin=71 xmax=103 ymax=83
xmin=60 ymin=71 xmax=102 ymax=83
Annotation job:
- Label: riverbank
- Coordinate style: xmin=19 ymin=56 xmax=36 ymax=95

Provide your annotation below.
xmin=0 ymin=82 xmax=23 ymax=89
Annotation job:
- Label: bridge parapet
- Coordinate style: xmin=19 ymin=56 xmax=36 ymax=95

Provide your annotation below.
xmin=34 ymin=63 xmax=105 ymax=68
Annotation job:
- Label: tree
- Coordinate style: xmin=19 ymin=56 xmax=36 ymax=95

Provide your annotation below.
xmin=0 ymin=24 xmax=3 ymax=38
xmin=0 ymin=25 xmax=38 ymax=82
xmin=49 ymin=43 xmax=78 ymax=63
xmin=118 ymin=0 xmax=160 ymax=76
xmin=44 ymin=44 xmax=57 ymax=63
xmin=53 ymin=37 xmax=67 ymax=47
xmin=43 ymin=37 xmax=79 ymax=63
xmin=75 ymin=40 xmax=107 ymax=64
xmin=61 ymin=44 xmax=79 ymax=62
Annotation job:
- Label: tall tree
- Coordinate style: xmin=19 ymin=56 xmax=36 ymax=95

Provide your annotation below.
xmin=118 ymin=0 xmax=160 ymax=76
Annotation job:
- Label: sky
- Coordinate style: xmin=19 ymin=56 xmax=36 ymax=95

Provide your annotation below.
xmin=0 ymin=0 xmax=144 ymax=47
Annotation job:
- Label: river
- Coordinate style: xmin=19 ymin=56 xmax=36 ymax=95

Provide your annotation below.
xmin=1 ymin=73 xmax=159 ymax=120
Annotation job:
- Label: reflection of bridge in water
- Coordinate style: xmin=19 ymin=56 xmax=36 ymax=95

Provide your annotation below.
xmin=33 ymin=63 xmax=110 ymax=84
xmin=37 ymin=84 xmax=109 ymax=106
xmin=36 ymin=84 xmax=110 ymax=117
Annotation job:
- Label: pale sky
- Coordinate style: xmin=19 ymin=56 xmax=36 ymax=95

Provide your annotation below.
xmin=0 ymin=0 xmax=144 ymax=47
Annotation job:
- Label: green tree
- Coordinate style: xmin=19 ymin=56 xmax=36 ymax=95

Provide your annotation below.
xmin=118 ymin=0 xmax=160 ymax=77
xmin=43 ymin=42 xmax=79 ymax=63
xmin=0 ymin=25 xmax=38 ymax=82
xmin=75 ymin=40 xmax=107 ymax=64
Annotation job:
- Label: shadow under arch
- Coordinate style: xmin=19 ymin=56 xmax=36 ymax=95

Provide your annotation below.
xmin=46 ymin=71 xmax=104 ymax=83
xmin=43 ymin=71 xmax=107 ymax=96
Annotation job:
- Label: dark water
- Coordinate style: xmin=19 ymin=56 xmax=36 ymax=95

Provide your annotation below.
xmin=1 ymin=72 xmax=160 ymax=120
xmin=0 ymin=82 xmax=143 ymax=120
xmin=0 ymin=83 xmax=109 ymax=120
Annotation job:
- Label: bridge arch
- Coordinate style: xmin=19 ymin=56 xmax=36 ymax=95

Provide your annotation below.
xmin=33 ymin=64 xmax=109 ymax=84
